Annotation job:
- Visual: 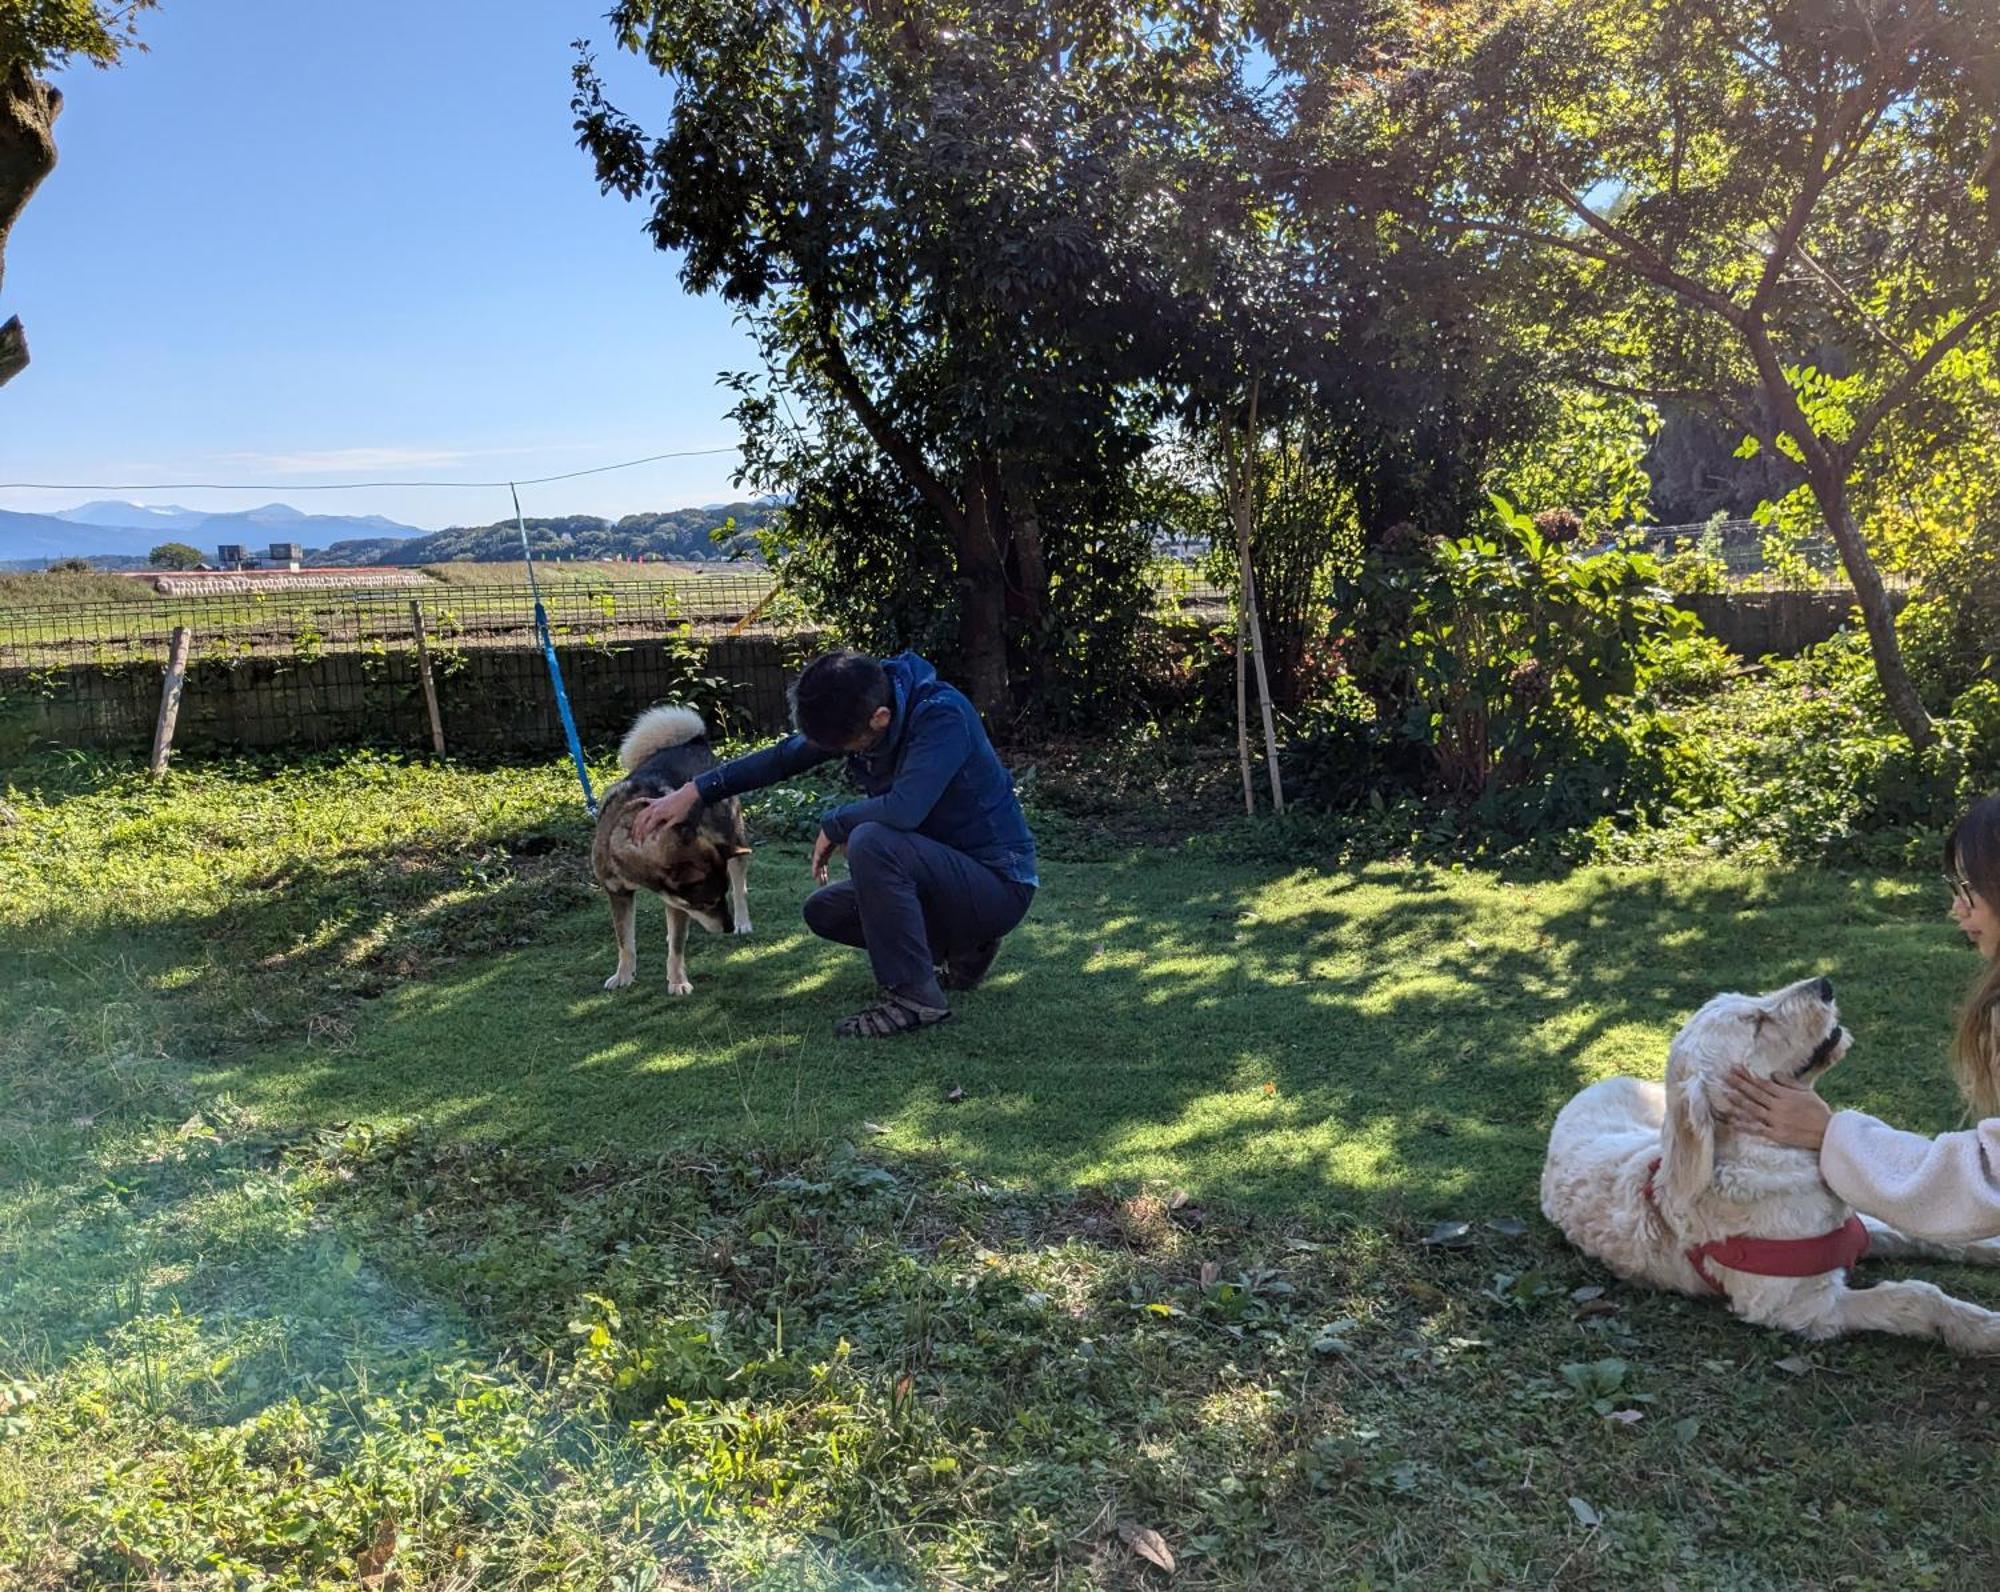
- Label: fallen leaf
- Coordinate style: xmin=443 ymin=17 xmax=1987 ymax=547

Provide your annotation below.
xmin=1420 ymin=1220 xmax=1473 ymax=1248
xmin=1485 ymin=1217 xmax=1528 ymax=1238
xmin=1261 ymin=1081 xmax=1277 ymax=1096
xmin=943 ymin=1085 xmax=966 ymax=1104
xmin=1570 ymin=1285 xmax=1606 ymax=1303
xmin=1198 ymin=1260 xmax=1220 ymax=1290
xmin=1573 ymin=1298 xmax=1620 ymax=1321
xmin=891 ymin=1373 xmax=914 ymax=1409
xmin=1773 ymin=1355 xmax=1813 ymax=1377
xmin=861 ymin=1120 xmax=889 ymax=1136
xmin=356 ymin=1515 xmax=399 ymax=1587
xmin=1567 ymin=1496 xmax=1601 ymax=1529
xmin=1606 ymin=1408 xmax=1645 ymax=1425
xmin=1117 ymin=1520 xmax=1177 ymax=1573
xmin=1167 ymin=1188 xmax=1190 ymax=1211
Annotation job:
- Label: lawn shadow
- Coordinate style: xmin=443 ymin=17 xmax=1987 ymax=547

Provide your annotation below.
xmin=14 ymin=817 xmax=1957 ymax=1226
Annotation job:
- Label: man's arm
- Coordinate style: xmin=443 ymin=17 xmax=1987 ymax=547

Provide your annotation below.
xmin=632 ymin=734 xmax=835 ymax=842
xmin=818 ymin=708 xmax=969 ymax=841
xmin=693 ymin=733 xmax=836 ymax=805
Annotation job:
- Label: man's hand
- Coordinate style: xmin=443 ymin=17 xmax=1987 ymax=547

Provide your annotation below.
xmin=811 ymin=828 xmax=846 ymax=886
xmin=1719 ymin=1066 xmax=1834 ymax=1151
xmin=630 ymin=782 xmax=700 ymax=843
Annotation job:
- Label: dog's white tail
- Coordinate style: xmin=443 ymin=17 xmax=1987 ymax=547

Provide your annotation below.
xmin=618 ymin=705 xmax=707 ymax=771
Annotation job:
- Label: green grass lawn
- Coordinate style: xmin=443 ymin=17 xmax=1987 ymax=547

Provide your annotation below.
xmin=4 ymin=750 xmax=1998 ymax=1588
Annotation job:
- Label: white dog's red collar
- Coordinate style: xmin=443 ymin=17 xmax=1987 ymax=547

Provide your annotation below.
xmin=1645 ymin=1158 xmax=1872 ymax=1294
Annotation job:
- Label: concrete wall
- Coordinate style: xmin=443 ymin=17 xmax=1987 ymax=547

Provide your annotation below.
xmin=1670 ymin=590 xmax=1905 ymax=660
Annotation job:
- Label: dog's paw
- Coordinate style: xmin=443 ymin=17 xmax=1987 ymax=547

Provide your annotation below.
xmin=666 ymin=977 xmax=694 ymax=997
xmin=733 ymin=920 xmax=755 ymax=937
xmin=603 ymin=968 xmax=636 ymax=990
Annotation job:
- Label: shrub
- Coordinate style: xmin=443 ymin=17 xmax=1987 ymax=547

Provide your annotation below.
xmin=1313 ymin=495 xmax=1699 ymax=837
xmin=1650 ymin=631 xmax=1737 ymax=701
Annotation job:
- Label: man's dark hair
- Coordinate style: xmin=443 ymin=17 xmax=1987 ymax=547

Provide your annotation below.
xmin=791 ymin=649 xmax=891 ymax=749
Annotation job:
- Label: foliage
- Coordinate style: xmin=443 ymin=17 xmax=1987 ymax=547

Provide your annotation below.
xmin=146 ymin=539 xmax=202 ymax=570
xmin=1370 ymin=0 xmax=2000 ymax=746
xmin=1654 ymin=523 xmax=1730 ymax=595
xmin=315 ymin=502 xmax=781 ymax=567
xmin=0 ymin=0 xmax=153 ymax=72
xmin=1484 ymin=387 xmax=1657 ymax=541
xmin=1315 ymin=495 xmax=1702 ymax=836
xmin=1648 ymin=630 xmax=1737 ymax=703
xmin=575 ymin=1 xmax=1253 ymax=714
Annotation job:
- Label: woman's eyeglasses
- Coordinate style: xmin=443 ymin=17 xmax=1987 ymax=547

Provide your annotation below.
xmin=1945 ymin=869 xmax=1978 ymax=910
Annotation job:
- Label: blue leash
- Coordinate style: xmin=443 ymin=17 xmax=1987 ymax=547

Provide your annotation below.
xmin=513 ymin=483 xmax=597 ymax=817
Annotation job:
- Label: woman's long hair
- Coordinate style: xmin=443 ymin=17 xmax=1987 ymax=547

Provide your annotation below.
xmin=1947 ymin=794 xmax=2000 ymax=1119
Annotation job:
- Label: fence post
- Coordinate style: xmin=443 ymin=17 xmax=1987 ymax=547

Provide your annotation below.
xmin=410 ymin=600 xmax=446 ymax=756
xmin=149 ymin=626 xmax=192 ymax=776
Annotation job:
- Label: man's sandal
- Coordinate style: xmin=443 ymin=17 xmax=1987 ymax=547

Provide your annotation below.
xmin=834 ymin=992 xmax=953 ymax=1039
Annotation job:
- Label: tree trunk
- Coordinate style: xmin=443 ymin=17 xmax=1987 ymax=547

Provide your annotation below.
xmin=997 ymin=458 xmax=1048 ymax=627
xmin=955 ymin=464 xmax=1013 ymax=720
xmin=0 ymin=66 xmax=61 ymax=391
xmin=1810 ymin=470 xmax=1934 ymax=747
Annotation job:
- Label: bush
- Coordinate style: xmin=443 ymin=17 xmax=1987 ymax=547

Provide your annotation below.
xmin=1309 ymin=498 xmax=1700 ymax=839
xmin=1650 ymin=631 xmax=1737 ymax=701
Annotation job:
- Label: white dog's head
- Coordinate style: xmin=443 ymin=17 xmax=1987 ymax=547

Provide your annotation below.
xmin=1659 ymin=975 xmax=1852 ymax=1216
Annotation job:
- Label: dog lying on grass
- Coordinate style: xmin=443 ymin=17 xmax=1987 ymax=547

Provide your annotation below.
xmin=591 ymin=706 xmax=752 ymax=996
xmin=1543 ymin=976 xmax=2000 ymax=1350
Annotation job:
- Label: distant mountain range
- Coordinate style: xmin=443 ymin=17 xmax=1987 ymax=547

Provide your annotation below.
xmin=0 ymin=498 xmax=785 ymax=569
xmin=0 ymin=501 xmax=426 ymax=564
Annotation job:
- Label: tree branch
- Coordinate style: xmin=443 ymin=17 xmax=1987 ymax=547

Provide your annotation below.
xmin=1538 ymin=175 xmax=1744 ymax=324
xmin=803 ymin=282 xmax=968 ymax=537
xmin=1841 ymin=287 xmax=2000 ymax=465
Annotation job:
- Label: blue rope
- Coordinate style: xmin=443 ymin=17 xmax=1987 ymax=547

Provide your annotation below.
xmin=513 ymin=484 xmax=597 ymax=817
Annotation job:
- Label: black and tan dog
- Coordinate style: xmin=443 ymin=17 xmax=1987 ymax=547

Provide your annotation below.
xmin=591 ymin=706 xmax=752 ymax=995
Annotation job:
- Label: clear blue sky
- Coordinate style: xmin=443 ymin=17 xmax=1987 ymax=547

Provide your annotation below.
xmin=0 ymin=1 xmax=759 ymax=531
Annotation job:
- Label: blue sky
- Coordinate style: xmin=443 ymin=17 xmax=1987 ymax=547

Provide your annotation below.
xmin=0 ymin=2 xmax=759 ymax=531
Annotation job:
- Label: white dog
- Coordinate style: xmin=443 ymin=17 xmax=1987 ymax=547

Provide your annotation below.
xmin=1543 ymin=975 xmax=2000 ymax=1350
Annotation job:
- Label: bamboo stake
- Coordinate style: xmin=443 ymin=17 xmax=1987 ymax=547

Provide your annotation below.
xmin=1223 ymin=422 xmax=1255 ymax=814
xmin=1234 ymin=377 xmax=1286 ymax=813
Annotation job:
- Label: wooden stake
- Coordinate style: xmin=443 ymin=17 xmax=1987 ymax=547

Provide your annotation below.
xmin=149 ymin=626 xmax=191 ymax=776
xmin=410 ymin=600 xmax=446 ymax=756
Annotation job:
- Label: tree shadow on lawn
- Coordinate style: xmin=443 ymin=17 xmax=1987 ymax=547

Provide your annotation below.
xmin=74 ymin=832 xmax=1969 ymax=1226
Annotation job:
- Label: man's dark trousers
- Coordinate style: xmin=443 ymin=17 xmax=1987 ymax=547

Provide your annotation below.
xmin=803 ymin=821 xmax=1033 ymax=1003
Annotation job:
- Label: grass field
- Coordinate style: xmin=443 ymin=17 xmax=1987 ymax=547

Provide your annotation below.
xmin=4 ymin=750 xmax=1997 ymax=1587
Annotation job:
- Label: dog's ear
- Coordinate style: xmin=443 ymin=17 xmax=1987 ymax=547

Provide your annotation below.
xmin=1661 ymin=1071 xmax=1716 ymax=1215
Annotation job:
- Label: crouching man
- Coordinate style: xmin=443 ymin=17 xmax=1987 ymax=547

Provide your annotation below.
xmin=631 ymin=649 xmax=1037 ymax=1037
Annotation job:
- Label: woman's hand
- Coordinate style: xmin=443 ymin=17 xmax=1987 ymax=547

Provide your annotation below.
xmin=630 ymin=782 xmax=700 ymax=842
xmin=810 ymin=828 xmax=845 ymax=886
xmin=1720 ymin=1067 xmax=1834 ymax=1151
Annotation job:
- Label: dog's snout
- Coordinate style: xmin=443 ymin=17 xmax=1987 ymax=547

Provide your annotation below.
xmin=1815 ymin=975 xmax=1835 ymax=1004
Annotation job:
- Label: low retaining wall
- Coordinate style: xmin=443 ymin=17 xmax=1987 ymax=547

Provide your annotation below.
xmin=0 ymin=591 xmax=1903 ymax=760
xmin=1671 ymin=589 xmax=1907 ymax=659
xmin=1 ymin=634 xmax=814 ymax=757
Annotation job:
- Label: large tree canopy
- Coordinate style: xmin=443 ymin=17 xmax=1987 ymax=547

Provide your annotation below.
xmin=1354 ymin=0 xmax=2000 ymax=745
xmin=577 ymin=0 xmax=1263 ymax=715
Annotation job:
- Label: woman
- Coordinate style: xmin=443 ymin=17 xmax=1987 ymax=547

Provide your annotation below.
xmin=1723 ymin=793 xmax=2000 ymax=1243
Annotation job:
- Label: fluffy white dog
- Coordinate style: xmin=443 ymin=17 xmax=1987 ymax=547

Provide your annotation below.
xmin=1543 ymin=975 xmax=2000 ymax=1350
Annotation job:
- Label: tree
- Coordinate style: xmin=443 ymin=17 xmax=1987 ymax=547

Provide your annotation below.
xmin=147 ymin=540 xmax=202 ymax=569
xmin=1367 ymin=0 xmax=2000 ymax=747
xmin=574 ymin=1 xmax=1266 ymax=717
xmin=1 ymin=3 xmax=154 ymax=387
